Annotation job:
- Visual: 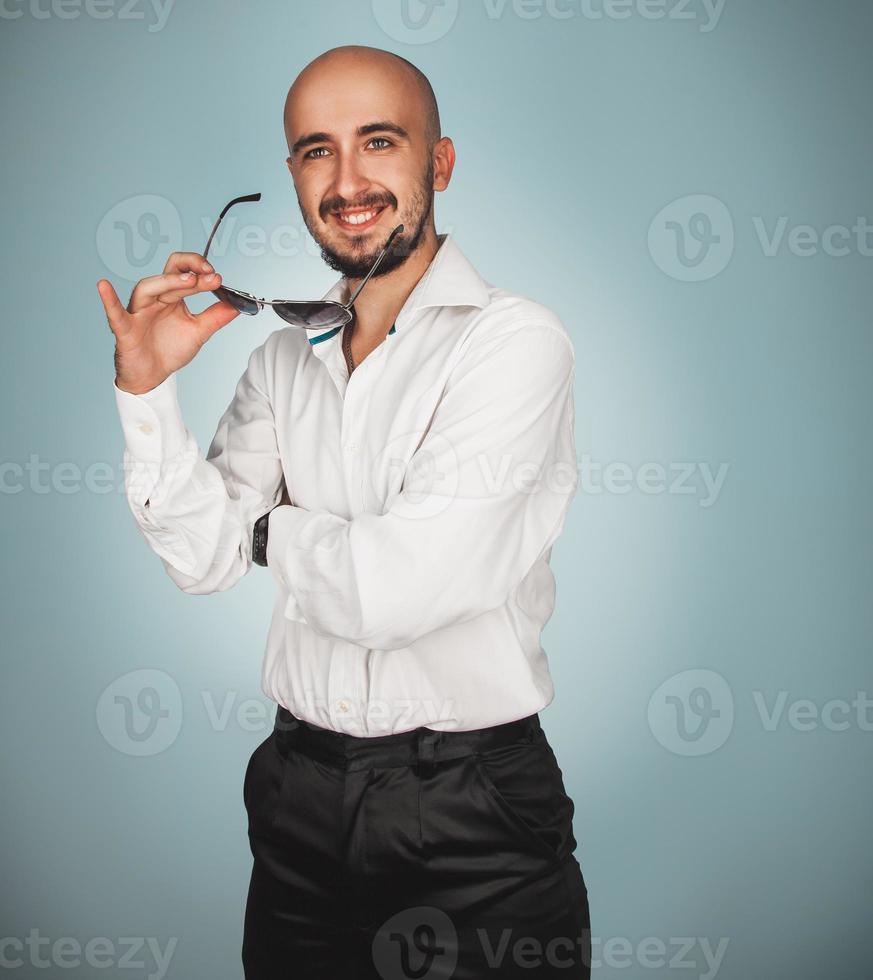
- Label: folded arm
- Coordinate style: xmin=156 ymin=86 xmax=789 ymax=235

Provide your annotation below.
xmin=265 ymin=320 xmax=579 ymax=650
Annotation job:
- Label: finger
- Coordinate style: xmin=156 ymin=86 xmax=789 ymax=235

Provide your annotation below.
xmin=192 ymin=298 xmax=242 ymax=343
xmin=162 ymin=251 xmax=215 ymax=276
xmin=154 ymin=272 xmax=224 ymax=305
xmin=96 ymin=279 xmax=129 ymax=338
xmin=129 ymin=271 xmax=222 ymax=312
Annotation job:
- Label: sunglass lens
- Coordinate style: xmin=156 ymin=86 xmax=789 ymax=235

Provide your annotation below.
xmin=213 ymin=287 xmax=260 ymax=316
xmin=272 ymin=302 xmax=349 ymax=330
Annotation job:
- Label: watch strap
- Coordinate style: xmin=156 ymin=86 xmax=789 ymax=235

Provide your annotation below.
xmin=252 ymin=508 xmax=273 ymax=567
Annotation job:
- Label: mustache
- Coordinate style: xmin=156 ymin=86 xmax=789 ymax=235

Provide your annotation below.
xmin=320 ymin=193 xmax=397 ymax=220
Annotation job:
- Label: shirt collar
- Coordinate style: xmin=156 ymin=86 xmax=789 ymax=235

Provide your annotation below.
xmin=307 ymin=232 xmax=490 ymax=349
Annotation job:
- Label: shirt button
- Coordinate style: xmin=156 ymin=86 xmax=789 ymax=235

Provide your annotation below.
xmin=337 ymin=699 xmax=350 ymax=713
xmin=138 ymin=422 xmax=154 ymax=435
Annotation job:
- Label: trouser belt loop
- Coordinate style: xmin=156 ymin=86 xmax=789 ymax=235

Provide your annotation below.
xmin=417 ymin=729 xmax=437 ymax=777
xmin=525 ymin=716 xmax=537 ymax=743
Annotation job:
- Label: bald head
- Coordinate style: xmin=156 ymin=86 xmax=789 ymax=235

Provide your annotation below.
xmin=283 ymin=45 xmax=441 ymax=153
xmin=281 ymin=45 xmax=454 ymax=281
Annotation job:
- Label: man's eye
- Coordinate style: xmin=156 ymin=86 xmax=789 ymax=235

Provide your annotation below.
xmin=304 ymin=147 xmax=329 ymax=159
xmin=369 ymin=137 xmax=392 ymax=150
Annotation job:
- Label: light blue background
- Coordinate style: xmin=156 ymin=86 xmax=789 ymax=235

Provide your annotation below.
xmin=2 ymin=0 xmax=871 ymax=977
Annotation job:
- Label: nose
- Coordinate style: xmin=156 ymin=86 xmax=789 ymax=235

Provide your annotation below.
xmin=330 ymin=150 xmax=372 ymax=212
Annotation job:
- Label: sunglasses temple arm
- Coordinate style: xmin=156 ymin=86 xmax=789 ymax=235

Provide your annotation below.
xmin=203 ymin=216 xmax=221 ymax=262
xmin=203 ymin=192 xmax=262 ymax=261
xmin=345 ymin=224 xmax=404 ymax=309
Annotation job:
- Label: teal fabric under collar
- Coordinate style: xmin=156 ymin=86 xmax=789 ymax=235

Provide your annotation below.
xmin=309 ymin=322 xmax=395 ymax=346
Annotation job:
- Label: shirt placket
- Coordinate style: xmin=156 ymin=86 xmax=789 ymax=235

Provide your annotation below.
xmin=329 ymin=343 xmax=383 ymax=733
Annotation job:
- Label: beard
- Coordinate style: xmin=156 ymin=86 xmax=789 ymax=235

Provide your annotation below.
xmin=297 ymin=157 xmax=435 ymax=280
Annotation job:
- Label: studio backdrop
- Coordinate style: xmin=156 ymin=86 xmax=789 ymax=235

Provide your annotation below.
xmin=1 ymin=1 xmax=871 ymax=978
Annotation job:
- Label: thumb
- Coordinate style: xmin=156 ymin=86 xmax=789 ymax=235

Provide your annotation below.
xmin=96 ymin=279 xmax=129 ymax=339
xmin=195 ymin=298 xmax=242 ymax=343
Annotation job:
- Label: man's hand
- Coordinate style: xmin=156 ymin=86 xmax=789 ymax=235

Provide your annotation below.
xmin=97 ymin=252 xmax=241 ymax=396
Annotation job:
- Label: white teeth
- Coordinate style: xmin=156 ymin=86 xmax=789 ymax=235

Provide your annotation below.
xmin=337 ymin=209 xmax=378 ymax=225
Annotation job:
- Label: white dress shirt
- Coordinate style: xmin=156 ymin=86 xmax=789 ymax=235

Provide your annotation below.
xmin=113 ymin=233 xmax=579 ymax=736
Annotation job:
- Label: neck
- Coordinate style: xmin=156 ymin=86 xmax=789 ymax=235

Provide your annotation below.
xmin=345 ymin=223 xmax=440 ymax=340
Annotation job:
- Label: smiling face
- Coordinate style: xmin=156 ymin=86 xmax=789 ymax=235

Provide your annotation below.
xmin=284 ymin=47 xmax=452 ymax=279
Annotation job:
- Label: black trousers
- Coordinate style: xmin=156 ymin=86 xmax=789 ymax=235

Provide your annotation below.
xmin=242 ymin=706 xmax=591 ymax=978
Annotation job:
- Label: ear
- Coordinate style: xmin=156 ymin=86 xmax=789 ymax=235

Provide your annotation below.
xmin=432 ymin=137 xmax=455 ymax=193
xmin=285 ymin=156 xmax=293 ymax=174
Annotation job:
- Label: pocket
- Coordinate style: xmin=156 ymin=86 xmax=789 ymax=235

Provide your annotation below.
xmin=472 ymin=740 xmax=576 ymax=868
xmin=243 ymin=733 xmax=288 ymax=837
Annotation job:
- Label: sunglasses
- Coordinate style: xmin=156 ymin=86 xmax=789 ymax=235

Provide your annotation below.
xmin=202 ymin=193 xmax=404 ymax=331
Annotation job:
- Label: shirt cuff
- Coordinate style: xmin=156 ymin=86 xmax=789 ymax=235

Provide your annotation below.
xmin=113 ymin=372 xmax=189 ymax=462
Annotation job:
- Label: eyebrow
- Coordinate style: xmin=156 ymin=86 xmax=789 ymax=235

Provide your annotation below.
xmin=290 ymin=120 xmax=410 ymax=156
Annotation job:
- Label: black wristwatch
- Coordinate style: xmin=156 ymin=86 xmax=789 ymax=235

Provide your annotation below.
xmin=252 ymin=508 xmax=273 ymax=567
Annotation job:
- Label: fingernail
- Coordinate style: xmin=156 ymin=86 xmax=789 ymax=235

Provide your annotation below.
xmin=181 ymin=272 xmax=193 ymax=280
xmin=203 ymin=263 xmax=213 ymax=272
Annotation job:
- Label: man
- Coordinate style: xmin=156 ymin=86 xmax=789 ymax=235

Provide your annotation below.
xmin=98 ymin=45 xmax=589 ymax=980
